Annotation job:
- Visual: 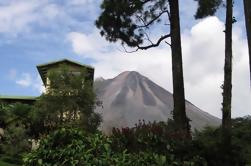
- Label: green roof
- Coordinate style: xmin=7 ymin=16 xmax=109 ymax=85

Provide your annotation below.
xmin=0 ymin=95 xmax=37 ymax=100
xmin=37 ymin=59 xmax=94 ymax=86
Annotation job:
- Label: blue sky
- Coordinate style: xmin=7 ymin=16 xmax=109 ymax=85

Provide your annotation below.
xmin=0 ymin=0 xmax=101 ymax=95
xmin=0 ymin=0 xmax=250 ymax=118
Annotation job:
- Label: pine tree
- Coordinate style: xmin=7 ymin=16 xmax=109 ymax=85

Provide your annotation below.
xmin=195 ymin=0 xmax=233 ymax=151
xmin=96 ymin=0 xmax=190 ymax=138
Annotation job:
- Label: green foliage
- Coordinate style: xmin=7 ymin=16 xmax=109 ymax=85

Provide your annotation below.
xmin=23 ymin=128 xmax=128 ymax=166
xmin=0 ymin=103 xmax=32 ymax=165
xmin=0 ymin=103 xmax=10 ymax=128
xmin=1 ymin=65 xmax=102 ymax=165
xmin=96 ymin=0 xmax=169 ymax=48
xmin=111 ymin=120 xmax=205 ymax=164
xmin=111 ymin=120 xmax=185 ymax=153
xmin=111 ymin=119 xmax=251 ymax=165
xmin=0 ymin=158 xmax=19 ymax=166
xmin=0 ymin=126 xmax=31 ymax=164
xmin=231 ymin=116 xmax=251 ymax=164
xmin=23 ymin=117 xmax=251 ymax=165
xmin=1 ymin=124 xmax=30 ymax=157
xmin=126 ymin=151 xmax=205 ymax=166
xmin=32 ymin=65 xmax=101 ymax=136
xmin=194 ymin=0 xmax=223 ymax=19
xmin=23 ymin=127 xmax=205 ymax=166
xmin=0 ymin=103 xmax=32 ymax=129
xmin=2 ymin=97 xmax=250 ymax=166
xmin=193 ymin=126 xmax=247 ymax=165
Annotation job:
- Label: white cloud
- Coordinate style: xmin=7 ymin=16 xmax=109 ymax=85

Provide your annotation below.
xmin=15 ymin=73 xmax=45 ymax=93
xmin=0 ymin=1 xmax=68 ymax=36
xmin=67 ymin=32 xmax=96 ymax=54
xmin=33 ymin=76 xmax=46 ymax=93
xmin=16 ymin=73 xmax=32 ymax=87
xmin=182 ymin=17 xmax=251 ymax=118
xmin=0 ymin=2 xmax=37 ymax=34
xmin=0 ymin=1 xmax=56 ymax=35
xmin=40 ymin=4 xmax=60 ymax=21
xmin=67 ymin=31 xmax=112 ymax=58
xmin=67 ymin=0 xmax=94 ymax=6
xmin=68 ymin=16 xmax=251 ymax=118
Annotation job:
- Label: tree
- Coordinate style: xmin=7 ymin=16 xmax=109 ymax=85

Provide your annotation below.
xmin=0 ymin=103 xmax=32 ymax=164
xmin=32 ymin=65 xmax=101 ymax=136
xmin=221 ymin=0 xmax=233 ymax=149
xmin=96 ymin=0 xmax=190 ymax=138
xmin=195 ymin=0 xmax=233 ymax=151
xmin=0 ymin=102 xmax=33 ymax=133
xmin=243 ymin=0 xmax=251 ymax=85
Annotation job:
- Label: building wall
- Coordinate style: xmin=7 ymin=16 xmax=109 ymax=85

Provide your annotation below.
xmin=44 ymin=63 xmax=94 ymax=93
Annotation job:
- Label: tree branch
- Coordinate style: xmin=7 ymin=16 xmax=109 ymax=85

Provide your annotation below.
xmin=136 ymin=10 xmax=169 ymax=28
xmin=143 ymin=31 xmax=154 ymax=45
xmin=165 ymin=41 xmax=171 ymax=47
xmin=122 ymin=45 xmax=139 ymax=53
xmin=116 ymin=45 xmax=139 ymax=53
xmin=137 ymin=34 xmax=171 ymax=50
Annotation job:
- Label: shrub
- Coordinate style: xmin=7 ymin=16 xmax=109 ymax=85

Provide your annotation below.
xmin=22 ymin=118 xmax=251 ymax=165
xmin=193 ymin=126 xmax=246 ymax=166
xmin=231 ymin=116 xmax=251 ymax=164
xmin=0 ymin=103 xmax=32 ymax=164
xmin=0 ymin=124 xmax=30 ymax=164
xmin=110 ymin=120 xmax=206 ymax=164
xmin=23 ymin=128 xmax=130 ymax=165
xmin=24 ymin=127 xmax=206 ymax=166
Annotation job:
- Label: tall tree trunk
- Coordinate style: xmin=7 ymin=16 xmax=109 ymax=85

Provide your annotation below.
xmin=243 ymin=0 xmax=251 ymax=86
xmin=222 ymin=0 xmax=233 ymax=147
xmin=169 ymin=0 xmax=190 ymax=138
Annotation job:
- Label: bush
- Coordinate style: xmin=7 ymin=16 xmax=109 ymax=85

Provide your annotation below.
xmin=193 ymin=126 xmax=246 ymax=166
xmin=111 ymin=121 xmax=201 ymax=160
xmin=23 ymin=127 xmax=206 ymax=166
xmin=232 ymin=116 xmax=251 ymax=164
xmin=0 ymin=103 xmax=32 ymax=165
xmin=111 ymin=120 xmax=173 ymax=153
xmin=23 ymin=128 xmax=130 ymax=165
xmin=22 ymin=118 xmax=251 ymax=165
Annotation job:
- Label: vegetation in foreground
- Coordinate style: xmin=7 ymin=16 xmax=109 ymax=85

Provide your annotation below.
xmin=1 ymin=109 xmax=250 ymax=165
xmin=23 ymin=118 xmax=250 ymax=166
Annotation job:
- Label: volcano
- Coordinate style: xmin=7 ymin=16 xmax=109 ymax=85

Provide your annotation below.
xmin=94 ymin=71 xmax=220 ymax=133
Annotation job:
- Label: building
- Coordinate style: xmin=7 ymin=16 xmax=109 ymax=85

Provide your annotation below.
xmin=0 ymin=59 xmax=94 ymax=104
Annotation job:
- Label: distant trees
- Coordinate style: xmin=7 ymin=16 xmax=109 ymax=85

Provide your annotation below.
xmin=96 ymin=0 xmax=190 ymax=138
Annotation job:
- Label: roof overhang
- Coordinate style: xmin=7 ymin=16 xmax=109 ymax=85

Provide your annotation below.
xmin=36 ymin=59 xmax=94 ymax=86
xmin=0 ymin=95 xmax=37 ymax=104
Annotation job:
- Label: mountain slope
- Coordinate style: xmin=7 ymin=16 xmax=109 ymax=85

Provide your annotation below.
xmin=94 ymin=71 xmax=220 ymax=133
